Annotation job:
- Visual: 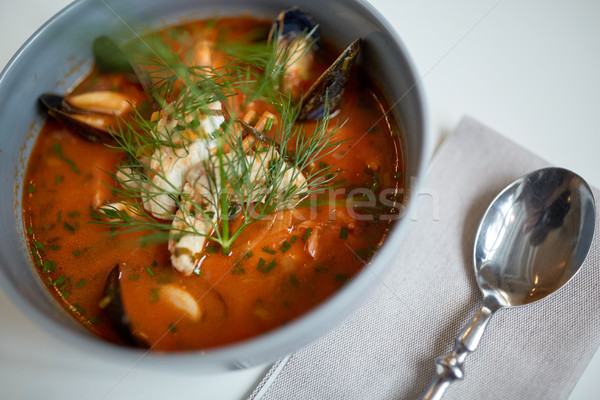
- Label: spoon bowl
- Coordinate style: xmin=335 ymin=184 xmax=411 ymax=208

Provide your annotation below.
xmin=422 ymin=167 xmax=595 ymax=400
xmin=475 ymin=167 xmax=595 ymax=307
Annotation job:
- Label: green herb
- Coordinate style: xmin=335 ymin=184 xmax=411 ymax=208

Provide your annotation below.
xmin=279 ymin=241 xmax=292 ymax=253
xmin=205 ymin=244 xmax=219 ymax=254
xmin=151 ymin=260 xmax=158 ymax=267
xmin=262 ymin=247 xmax=277 ymax=255
xmin=232 ymin=266 xmax=246 ymax=274
xmin=53 ymin=143 xmax=81 ymax=174
xmin=33 ymin=241 xmax=45 ymax=252
xmin=89 ymin=315 xmax=103 ymax=325
xmin=73 ymin=303 xmax=85 ymax=314
xmin=257 ymin=258 xmax=277 ymax=274
xmin=335 ymin=273 xmax=349 ymax=284
xmin=55 ymin=174 xmax=64 ymax=185
xmin=88 ymin=31 xmax=345 ymax=254
xmin=64 ymin=221 xmax=75 ymax=233
xmin=168 ymin=323 xmax=178 ymax=333
xmin=339 ymin=227 xmax=349 ymax=240
xmin=366 ymin=126 xmax=378 ymax=134
xmin=49 ymin=244 xmax=61 ymax=251
xmin=244 ymin=251 xmax=253 ymax=259
xmin=33 ymin=253 xmax=43 ymax=267
xmin=28 ymin=184 xmax=35 ymax=194
xmin=129 ymin=274 xmax=140 ymax=280
xmin=393 ymin=171 xmax=403 ymax=180
xmin=75 ymin=278 xmax=86 ymax=288
xmin=265 ymin=117 xmax=274 ymax=130
xmin=315 ymin=265 xmax=329 ymax=272
xmin=73 ymin=249 xmax=81 ymax=257
xmin=289 ymin=235 xmax=298 ymax=244
xmin=145 ymin=265 xmax=155 ymax=277
xmin=53 ymin=276 xmax=67 ymax=286
xmin=27 ymin=226 xmax=34 ymax=235
xmin=57 ymin=211 xmax=62 ymax=222
xmin=289 ymin=273 xmax=300 ymax=287
xmin=43 ymin=260 xmax=57 ymax=274
xmin=302 ymin=228 xmax=313 ymax=242
xmin=67 ymin=211 xmax=81 ymax=218
xmin=149 ymin=288 xmax=160 ymax=303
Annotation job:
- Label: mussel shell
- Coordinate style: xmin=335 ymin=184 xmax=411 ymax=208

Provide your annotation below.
xmin=298 ymin=39 xmax=361 ymax=121
xmin=39 ymin=93 xmax=115 ymax=143
xmin=269 ymin=7 xmax=320 ymax=48
xmin=102 ymin=264 xmax=149 ymax=348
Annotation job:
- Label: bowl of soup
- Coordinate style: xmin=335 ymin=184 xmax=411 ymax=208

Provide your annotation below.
xmin=0 ymin=0 xmax=428 ymax=370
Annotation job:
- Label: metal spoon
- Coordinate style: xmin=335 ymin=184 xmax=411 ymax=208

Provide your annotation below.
xmin=421 ymin=167 xmax=596 ymax=400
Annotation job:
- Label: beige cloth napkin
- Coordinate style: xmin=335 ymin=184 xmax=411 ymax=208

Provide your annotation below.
xmin=248 ymin=116 xmax=600 ymax=400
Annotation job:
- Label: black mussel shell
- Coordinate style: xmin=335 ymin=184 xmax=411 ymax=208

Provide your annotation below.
xmin=269 ymin=7 xmax=320 ymax=49
xmin=102 ymin=264 xmax=149 ymax=348
xmin=38 ymin=93 xmax=114 ymax=143
xmin=298 ymin=39 xmax=361 ymax=121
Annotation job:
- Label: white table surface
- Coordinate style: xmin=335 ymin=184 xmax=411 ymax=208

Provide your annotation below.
xmin=2 ymin=1 xmax=599 ymax=399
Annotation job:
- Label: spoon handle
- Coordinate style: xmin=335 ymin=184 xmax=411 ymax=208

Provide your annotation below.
xmin=421 ymin=297 xmax=500 ymax=400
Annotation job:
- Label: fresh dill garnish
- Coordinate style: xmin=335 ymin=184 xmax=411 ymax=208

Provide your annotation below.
xmin=90 ymin=26 xmax=345 ymax=255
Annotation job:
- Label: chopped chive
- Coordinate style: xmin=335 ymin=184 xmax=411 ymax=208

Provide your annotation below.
xmin=73 ymin=303 xmax=85 ymax=314
xmin=232 ymin=267 xmax=246 ymax=275
xmin=33 ymin=241 xmax=45 ymax=252
xmin=53 ymin=276 xmax=67 ymax=286
xmin=43 ymin=260 xmax=57 ymax=274
xmin=27 ymin=226 xmax=34 ymax=235
xmin=149 ymin=288 xmax=159 ymax=303
xmin=58 ymin=211 xmax=62 ymax=222
xmin=335 ymin=273 xmax=349 ymax=284
xmin=257 ymin=258 xmax=277 ymax=274
xmin=289 ymin=274 xmax=300 ymax=287
xmin=244 ymin=251 xmax=253 ymax=259
xmin=67 ymin=211 xmax=80 ymax=218
xmin=289 ymin=235 xmax=298 ymax=244
xmin=49 ymin=244 xmax=61 ymax=251
xmin=168 ymin=323 xmax=178 ymax=333
xmin=33 ymin=253 xmax=43 ymax=267
xmin=393 ymin=171 xmax=404 ymax=180
xmin=145 ymin=265 xmax=155 ymax=277
xmin=262 ymin=247 xmax=277 ymax=255
xmin=315 ymin=265 xmax=329 ymax=272
xmin=89 ymin=315 xmax=103 ymax=325
xmin=63 ymin=221 xmax=75 ymax=233
xmin=205 ymin=19 xmax=218 ymax=28
xmin=28 ymin=184 xmax=35 ymax=194
xmin=128 ymin=274 xmax=140 ymax=280
xmin=265 ymin=117 xmax=274 ymax=130
xmin=205 ymin=244 xmax=219 ymax=253
xmin=75 ymin=278 xmax=86 ymax=288
xmin=339 ymin=227 xmax=349 ymax=240
xmin=302 ymin=228 xmax=313 ymax=242
xmin=151 ymin=260 xmax=158 ymax=267
xmin=61 ymin=290 xmax=70 ymax=299
xmin=53 ymin=143 xmax=81 ymax=174
xmin=73 ymin=249 xmax=81 ymax=257
xmin=55 ymin=174 xmax=64 ymax=185
xmin=279 ymin=241 xmax=292 ymax=253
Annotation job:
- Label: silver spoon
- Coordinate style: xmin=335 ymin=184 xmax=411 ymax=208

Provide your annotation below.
xmin=421 ymin=167 xmax=596 ymax=400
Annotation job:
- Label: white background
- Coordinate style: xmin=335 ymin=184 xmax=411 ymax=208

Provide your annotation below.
xmin=1 ymin=0 xmax=599 ymax=398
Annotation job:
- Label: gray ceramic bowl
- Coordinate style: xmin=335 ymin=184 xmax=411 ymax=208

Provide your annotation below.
xmin=0 ymin=0 xmax=428 ymax=371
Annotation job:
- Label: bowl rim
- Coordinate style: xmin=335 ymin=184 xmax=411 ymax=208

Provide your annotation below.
xmin=0 ymin=0 xmax=430 ymax=370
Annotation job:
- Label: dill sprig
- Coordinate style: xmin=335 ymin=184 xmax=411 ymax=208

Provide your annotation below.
xmin=92 ymin=24 xmax=344 ymax=254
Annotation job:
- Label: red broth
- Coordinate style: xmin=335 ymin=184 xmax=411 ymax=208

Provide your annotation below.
xmin=23 ymin=16 xmax=405 ymax=351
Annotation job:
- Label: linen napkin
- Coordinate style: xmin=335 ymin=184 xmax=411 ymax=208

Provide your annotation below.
xmin=248 ymin=116 xmax=600 ymax=400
